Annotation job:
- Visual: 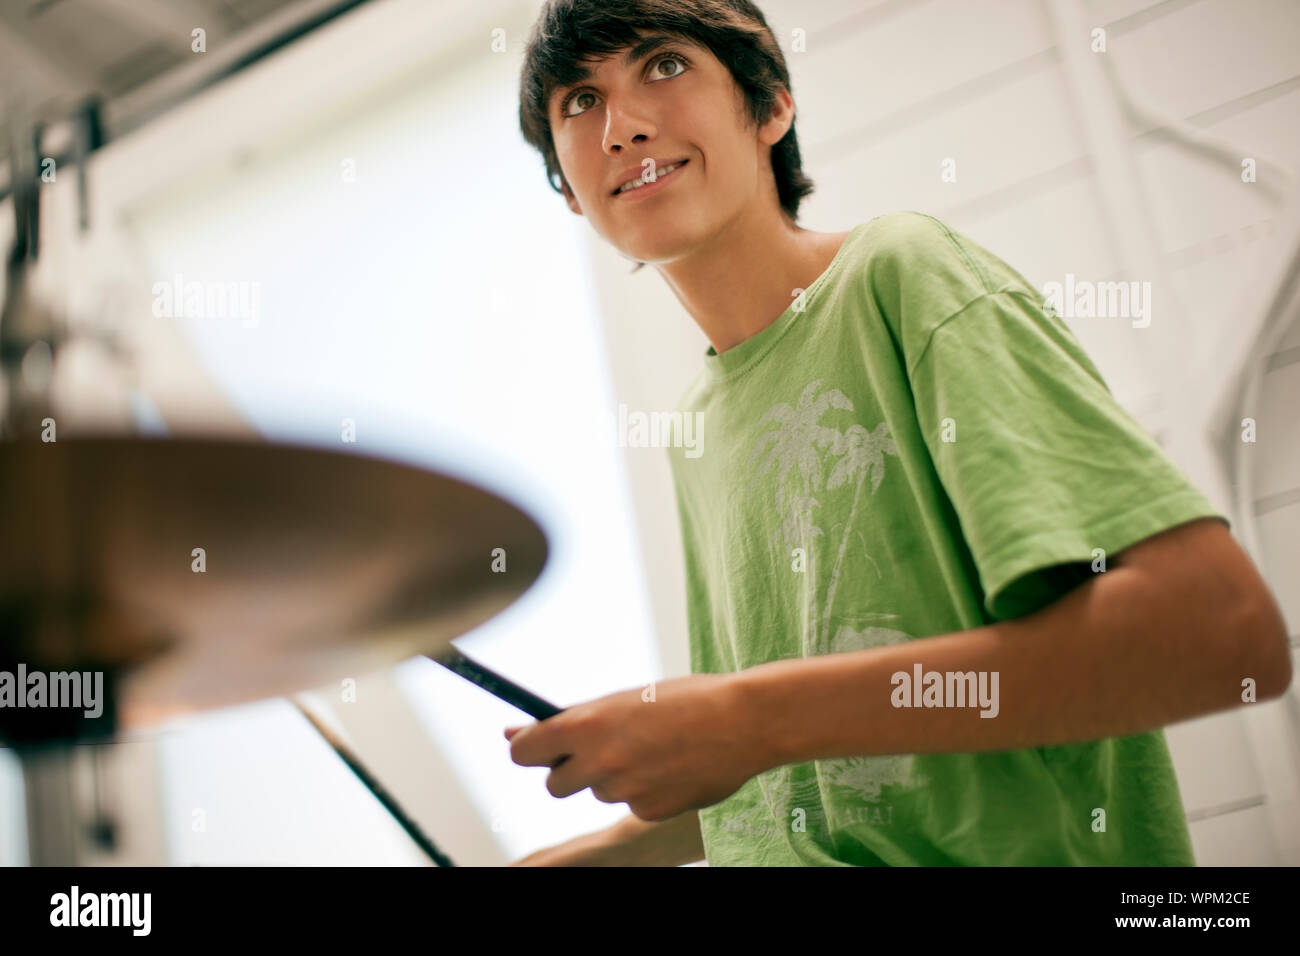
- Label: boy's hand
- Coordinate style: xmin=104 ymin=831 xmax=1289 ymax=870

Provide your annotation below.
xmin=504 ymin=673 xmax=763 ymax=822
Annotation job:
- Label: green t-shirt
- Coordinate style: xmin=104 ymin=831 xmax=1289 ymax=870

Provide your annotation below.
xmin=667 ymin=211 xmax=1226 ymax=866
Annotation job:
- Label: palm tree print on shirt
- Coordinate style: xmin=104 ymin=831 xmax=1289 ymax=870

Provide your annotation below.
xmin=742 ymin=380 xmax=921 ymax=811
xmin=747 ymin=380 xmax=902 ymax=655
xmin=710 ymin=622 xmax=919 ymax=854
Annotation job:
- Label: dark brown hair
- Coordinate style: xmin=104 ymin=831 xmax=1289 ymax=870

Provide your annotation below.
xmin=518 ymin=0 xmax=816 ymax=238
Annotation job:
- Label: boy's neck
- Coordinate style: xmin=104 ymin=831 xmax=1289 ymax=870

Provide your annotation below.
xmin=652 ymin=210 xmax=852 ymax=356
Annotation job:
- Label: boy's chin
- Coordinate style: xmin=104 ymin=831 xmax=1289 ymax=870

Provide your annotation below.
xmin=611 ymin=228 xmax=700 ymax=267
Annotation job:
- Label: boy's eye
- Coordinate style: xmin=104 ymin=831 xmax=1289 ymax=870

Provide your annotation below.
xmin=649 ymin=53 xmax=687 ymax=81
xmin=559 ymin=52 xmax=689 ymax=119
xmin=565 ymin=91 xmax=599 ymax=117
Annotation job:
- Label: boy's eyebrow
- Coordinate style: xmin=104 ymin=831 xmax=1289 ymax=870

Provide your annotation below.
xmin=552 ymin=34 xmax=694 ymax=104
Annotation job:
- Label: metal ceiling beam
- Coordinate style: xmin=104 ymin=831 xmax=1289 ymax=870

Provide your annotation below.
xmin=94 ymin=0 xmax=226 ymax=42
xmin=0 ymin=0 xmax=376 ymax=202
xmin=0 ymin=8 xmax=96 ymax=96
xmin=104 ymin=0 xmax=373 ymax=138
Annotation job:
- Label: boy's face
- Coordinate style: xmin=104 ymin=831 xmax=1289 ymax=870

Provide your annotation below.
xmin=547 ymin=31 xmax=792 ymax=264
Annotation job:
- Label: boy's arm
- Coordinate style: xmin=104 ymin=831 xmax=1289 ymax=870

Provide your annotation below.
xmin=738 ymin=516 xmax=1292 ymax=770
xmin=505 ymin=518 xmax=1289 ymax=823
xmin=612 ymin=810 xmax=706 ymax=865
xmin=510 ymin=811 xmax=704 ymax=866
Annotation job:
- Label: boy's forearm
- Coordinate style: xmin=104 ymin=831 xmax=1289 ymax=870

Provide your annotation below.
xmin=608 ymin=810 xmax=705 ymax=866
xmin=733 ymin=561 xmax=1287 ymax=772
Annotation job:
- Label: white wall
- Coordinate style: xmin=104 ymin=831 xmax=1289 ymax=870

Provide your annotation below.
xmin=588 ymin=0 xmax=1300 ymax=865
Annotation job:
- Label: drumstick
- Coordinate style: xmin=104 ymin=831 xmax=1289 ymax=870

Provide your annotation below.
xmin=427 ymin=646 xmax=571 ymax=766
xmin=291 ymin=695 xmax=456 ymax=867
xmin=292 ymin=645 xmax=565 ymax=867
xmin=292 ymin=648 xmax=569 ymax=868
xmin=426 ymin=646 xmax=563 ymax=719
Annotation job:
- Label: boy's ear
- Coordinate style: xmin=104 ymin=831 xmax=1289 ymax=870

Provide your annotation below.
xmin=560 ymin=178 xmax=584 ymax=216
xmin=758 ymin=85 xmax=796 ymax=146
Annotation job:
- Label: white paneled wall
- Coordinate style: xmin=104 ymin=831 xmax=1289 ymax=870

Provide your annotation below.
xmin=587 ymin=0 xmax=1299 ymax=864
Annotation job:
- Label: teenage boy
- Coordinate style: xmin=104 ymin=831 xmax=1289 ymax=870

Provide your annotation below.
xmin=504 ymin=0 xmax=1291 ymax=866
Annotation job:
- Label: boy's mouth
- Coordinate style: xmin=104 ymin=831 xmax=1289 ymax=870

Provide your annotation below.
xmin=611 ymin=159 xmax=689 ymax=196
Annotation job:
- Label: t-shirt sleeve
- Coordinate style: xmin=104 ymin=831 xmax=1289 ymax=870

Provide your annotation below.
xmin=884 ymin=218 xmax=1229 ymax=620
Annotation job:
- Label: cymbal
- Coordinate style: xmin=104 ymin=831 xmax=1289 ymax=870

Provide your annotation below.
xmin=0 ymin=435 xmax=548 ymax=743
